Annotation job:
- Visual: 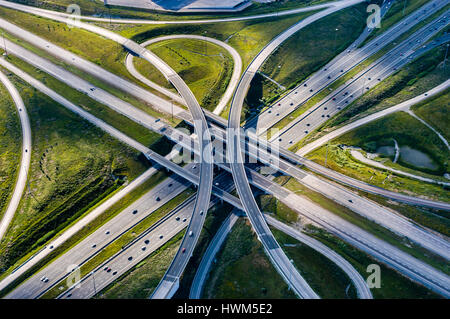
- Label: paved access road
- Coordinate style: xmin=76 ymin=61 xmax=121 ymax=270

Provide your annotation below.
xmin=4 ymin=0 xmax=342 ymax=24
xmin=126 ymin=34 xmax=242 ymax=115
xmin=0 ymin=71 xmax=31 ymax=241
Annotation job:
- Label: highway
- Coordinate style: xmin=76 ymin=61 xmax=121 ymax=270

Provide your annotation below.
xmin=226 ymin=0 xmax=366 ymax=299
xmin=245 ymin=0 xmax=445 ymax=134
xmin=57 ymin=172 xmax=240 ymax=300
xmin=3 ymin=34 xmax=449 ymax=261
xmin=275 ymin=11 xmax=450 ymax=147
xmin=0 ymin=0 xmax=450 ymax=298
xmin=1 ymin=57 xmax=449 ymax=298
xmin=189 ymin=212 xmax=373 ymax=299
xmin=2 ymin=7 xmax=447 ymax=214
xmin=0 ymin=7 xmax=216 ymax=295
xmin=0 ymin=70 xmax=31 ymax=241
xmin=126 ymin=34 xmax=243 ymax=115
xmin=297 ymin=79 xmax=450 ymax=156
xmin=4 ymin=165 xmax=196 ymax=299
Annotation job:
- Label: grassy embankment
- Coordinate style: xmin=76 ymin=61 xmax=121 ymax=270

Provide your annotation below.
xmin=245 ymin=2 xmax=368 ymax=118
xmin=0 ymin=6 xmax=184 ymax=121
xmin=305 ymin=111 xmax=449 ymax=203
xmin=0 ymin=80 xmax=21 ymax=222
xmin=133 ymin=38 xmax=234 ymax=112
xmin=41 ymin=188 xmax=194 ymax=299
xmin=0 ymin=73 xmax=148 ymax=282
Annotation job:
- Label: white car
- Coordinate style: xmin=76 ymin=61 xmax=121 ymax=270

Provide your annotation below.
xmin=189 ymin=231 xmax=194 ymax=237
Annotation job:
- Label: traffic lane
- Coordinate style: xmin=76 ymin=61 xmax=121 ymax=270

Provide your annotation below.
xmin=0 ymin=70 xmax=32 ymax=241
xmin=5 ymin=165 xmax=199 ymax=299
xmin=247 ymin=0 xmax=445 ymax=133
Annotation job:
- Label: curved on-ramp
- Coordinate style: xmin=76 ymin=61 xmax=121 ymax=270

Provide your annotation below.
xmin=189 ymin=212 xmax=372 ymax=299
xmin=126 ymin=34 xmax=242 ymax=115
xmin=0 ymin=70 xmax=31 ymax=241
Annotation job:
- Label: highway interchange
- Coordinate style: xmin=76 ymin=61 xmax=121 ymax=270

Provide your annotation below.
xmin=0 ymin=0 xmax=449 ymax=300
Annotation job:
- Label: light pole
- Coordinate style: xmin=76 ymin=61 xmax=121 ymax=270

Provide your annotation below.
xmin=402 ymin=0 xmax=407 ymax=16
xmin=2 ymin=31 xmax=7 ymax=56
xmin=333 ymin=28 xmax=339 ymax=52
xmin=444 ymin=43 xmax=449 ymax=68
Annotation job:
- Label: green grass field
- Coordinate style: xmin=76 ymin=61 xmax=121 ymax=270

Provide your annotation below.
xmin=295 ymin=44 xmax=450 ymax=151
xmin=134 ymin=38 xmax=234 ymax=111
xmin=0 ymin=72 xmax=149 ymax=278
xmin=0 ymin=79 xmax=21 ymax=223
xmin=412 ymin=90 xmax=450 ymax=141
xmin=306 ymin=111 xmax=449 ymax=201
xmin=97 ymin=231 xmax=184 ymax=299
xmin=306 ymin=225 xmax=440 ymax=299
xmin=202 ymin=218 xmax=296 ymax=299
xmin=14 ymin=0 xmax=332 ymax=21
xmin=275 ymin=175 xmax=449 ymax=275
xmin=242 ymin=3 xmax=368 ymax=122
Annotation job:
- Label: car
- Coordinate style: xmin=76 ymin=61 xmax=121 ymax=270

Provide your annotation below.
xmin=332 ymin=97 xmax=336 ymax=101
xmin=159 ymin=235 xmax=163 ymax=239
xmin=193 ymin=165 xmax=197 ymax=169
xmin=155 ymin=118 xmax=160 ymax=123
xmin=324 ymin=107 xmax=328 ymax=110
xmin=89 ymin=87 xmax=95 ymax=92
xmin=128 ymin=256 xmax=133 ymax=261
xmin=182 ymin=218 xmax=187 ymax=222
xmin=92 ymin=244 xmax=97 ymax=248
xmin=327 ymin=76 xmax=331 ymax=79
xmin=215 ymin=182 xmax=219 ymax=186
xmin=40 ymin=276 xmax=46 ymax=282
xmin=290 ymin=103 xmax=293 ymax=106
xmin=168 ymin=183 xmax=172 ymax=187
xmin=44 ymin=278 xmax=49 ymax=283
xmin=107 ymin=268 xmax=112 ymax=273
xmin=189 ymin=231 xmax=194 ymax=237
xmin=182 ymin=248 xmax=186 ymax=253
xmin=132 ymin=210 xmax=138 ymax=215
xmin=144 ymin=239 xmax=150 ymax=245
xmin=104 ymin=267 xmax=108 ymax=271
xmin=49 ymin=245 xmax=54 ymax=249
xmin=306 ymin=123 xmax=310 ymax=127
xmin=278 ymin=103 xmax=281 ymax=106
xmin=176 ymin=216 xmax=180 ymax=221
xmin=112 ymin=271 xmax=117 ymax=275
xmin=142 ymin=246 xmax=146 ymax=251
xmin=156 ymin=196 xmax=161 ymax=202
xmin=304 ymin=130 xmax=308 ymax=134
xmin=348 ymin=199 xmax=353 ymax=203
xmin=200 ymin=210 xmax=204 ymax=215
xmin=303 ymin=84 xmax=307 ymax=87
xmin=105 ymin=230 xmax=110 ymax=235
xmin=309 ymin=89 xmax=313 ymax=92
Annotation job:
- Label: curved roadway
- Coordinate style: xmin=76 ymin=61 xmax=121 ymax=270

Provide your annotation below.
xmin=0 ymin=70 xmax=31 ymax=241
xmin=126 ymin=34 xmax=242 ymax=115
